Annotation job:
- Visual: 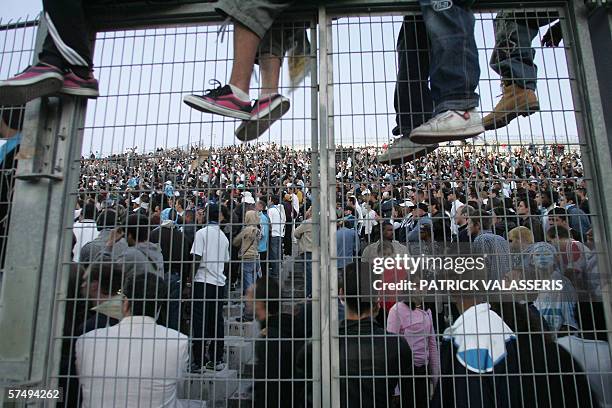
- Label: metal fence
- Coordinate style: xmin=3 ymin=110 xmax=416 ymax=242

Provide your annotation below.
xmin=0 ymin=1 xmax=611 ymax=407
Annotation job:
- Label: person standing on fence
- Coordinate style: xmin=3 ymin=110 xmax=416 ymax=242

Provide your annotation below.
xmin=378 ymin=0 xmax=484 ymax=162
xmin=379 ymin=1 xmax=484 ymax=163
xmin=0 ymin=0 xmax=99 ymax=105
xmin=183 ymin=0 xmax=313 ymax=141
xmin=484 ymin=12 xmax=562 ymax=130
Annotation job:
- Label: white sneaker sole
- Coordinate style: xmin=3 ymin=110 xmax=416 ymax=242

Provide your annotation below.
xmin=378 ymin=143 xmax=438 ymax=163
xmin=183 ymin=94 xmax=251 ymax=120
xmin=410 ymin=123 xmax=484 ymax=145
xmin=0 ymin=72 xmax=63 ymax=105
xmin=235 ymin=97 xmax=290 ymax=142
xmin=60 ymin=86 xmax=99 ymax=98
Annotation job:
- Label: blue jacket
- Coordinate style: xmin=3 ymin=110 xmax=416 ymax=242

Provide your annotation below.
xmin=258 ymin=212 xmax=270 ymax=252
xmin=566 ymin=204 xmax=591 ymax=236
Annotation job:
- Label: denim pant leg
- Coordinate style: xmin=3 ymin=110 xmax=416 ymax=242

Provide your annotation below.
xmin=242 ymin=260 xmax=256 ymax=294
xmin=419 ymin=0 xmax=480 ymax=113
xmin=489 ymin=12 xmax=541 ymax=90
xmin=394 ymin=15 xmax=433 ymax=135
xmin=165 ymin=272 xmax=182 ymax=332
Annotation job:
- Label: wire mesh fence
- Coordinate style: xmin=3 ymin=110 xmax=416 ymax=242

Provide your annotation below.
xmin=0 ymin=2 xmax=611 ymax=408
xmin=0 ymin=17 xmax=37 ymax=280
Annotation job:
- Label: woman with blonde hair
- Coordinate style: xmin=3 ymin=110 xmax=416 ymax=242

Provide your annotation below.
xmin=508 ymin=226 xmax=534 ymax=272
xmin=233 ymin=210 xmax=262 ymax=296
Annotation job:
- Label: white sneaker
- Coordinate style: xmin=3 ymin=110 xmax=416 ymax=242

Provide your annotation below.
xmin=409 ymin=109 xmax=484 ymax=145
xmin=377 ymin=137 xmax=438 ymax=163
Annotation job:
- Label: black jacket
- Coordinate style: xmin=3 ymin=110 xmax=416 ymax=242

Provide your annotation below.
xmin=432 ymin=338 xmax=522 ymax=408
xmin=253 ymin=313 xmax=308 ymax=408
xmin=457 ymin=223 xmax=471 ymax=242
xmin=519 ymin=216 xmax=545 ymax=242
xmin=339 ymin=318 xmax=414 ymax=408
xmin=149 ymin=224 xmax=192 ymax=276
xmin=431 ymin=211 xmax=452 ymax=242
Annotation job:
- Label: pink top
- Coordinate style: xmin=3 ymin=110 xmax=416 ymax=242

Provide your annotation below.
xmin=387 ymin=302 xmax=440 ymax=387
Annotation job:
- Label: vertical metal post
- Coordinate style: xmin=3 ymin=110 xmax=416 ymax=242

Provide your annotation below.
xmin=0 ymin=16 xmax=90 ymax=394
xmin=317 ymin=6 xmax=340 ymax=408
xmin=566 ymin=1 xmax=612 ymax=342
xmin=309 ymin=21 xmax=323 ymax=408
xmin=0 ymin=16 xmax=51 ymax=385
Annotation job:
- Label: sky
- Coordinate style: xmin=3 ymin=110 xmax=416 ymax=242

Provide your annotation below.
xmin=1 ymin=3 xmax=578 ymax=156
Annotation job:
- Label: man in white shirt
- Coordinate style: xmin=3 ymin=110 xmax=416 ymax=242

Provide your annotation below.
xmin=73 ymin=201 xmax=99 ymax=262
xmin=76 ymin=274 xmax=188 ymax=408
xmin=267 ymin=195 xmax=285 ymax=280
xmin=287 ymin=184 xmax=300 ymax=216
xmin=446 ymin=189 xmax=464 ymax=240
xmin=189 ymin=204 xmax=230 ymax=371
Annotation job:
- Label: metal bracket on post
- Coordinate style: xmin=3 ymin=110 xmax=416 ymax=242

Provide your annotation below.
xmin=13 ymin=100 xmax=65 ymax=183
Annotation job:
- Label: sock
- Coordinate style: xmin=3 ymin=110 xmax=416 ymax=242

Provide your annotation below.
xmin=228 ymin=84 xmax=250 ymax=102
xmin=259 ymin=92 xmax=278 ymax=100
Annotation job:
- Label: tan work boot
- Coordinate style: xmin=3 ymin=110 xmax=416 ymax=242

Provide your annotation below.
xmin=483 ymin=83 xmax=540 ymax=131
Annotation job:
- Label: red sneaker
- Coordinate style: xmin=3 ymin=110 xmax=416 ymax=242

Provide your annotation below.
xmin=183 ymin=81 xmax=252 ymax=120
xmin=61 ymin=71 xmax=99 ymax=98
xmin=0 ymin=63 xmax=63 ymax=105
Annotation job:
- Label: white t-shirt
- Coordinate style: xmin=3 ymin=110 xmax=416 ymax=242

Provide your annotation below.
xmin=73 ymin=220 xmax=99 ymax=262
xmin=190 ymin=223 xmax=229 ymax=286
xmin=268 ymin=205 xmax=285 ymax=237
xmin=449 ymin=200 xmax=464 ymax=236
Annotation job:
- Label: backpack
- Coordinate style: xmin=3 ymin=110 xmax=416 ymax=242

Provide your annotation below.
xmin=388 ymin=302 xmax=433 ymax=367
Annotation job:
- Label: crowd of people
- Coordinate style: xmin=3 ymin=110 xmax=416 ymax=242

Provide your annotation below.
xmin=58 ymin=140 xmax=610 ymax=407
xmin=0 ymin=0 xmax=609 ymax=406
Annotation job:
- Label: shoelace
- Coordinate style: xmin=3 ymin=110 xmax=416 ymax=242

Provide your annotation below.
xmin=203 ymin=79 xmax=225 ymax=97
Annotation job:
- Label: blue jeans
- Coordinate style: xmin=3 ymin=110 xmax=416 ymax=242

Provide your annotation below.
xmin=241 ymin=259 xmax=261 ymax=294
xmin=419 ymin=0 xmax=480 ymax=114
xmin=489 ymin=12 xmax=555 ymax=90
xmin=268 ymin=236 xmax=282 ymax=281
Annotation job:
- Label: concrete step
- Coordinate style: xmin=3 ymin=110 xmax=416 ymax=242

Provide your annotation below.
xmin=224 ymin=336 xmax=255 ymax=371
xmin=180 ymin=400 xmax=207 ymax=408
xmin=240 ymin=360 xmax=256 ymax=379
xmin=223 ymin=303 xmax=243 ymax=318
xmin=228 ymin=290 xmax=243 ymax=300
xmin=183 ymin=369 xmax=239 ymax=406
xmin=228 ymin=382 xmax=253 ymax=408
xmin=225 ymin=319 xmax=259 ymax=338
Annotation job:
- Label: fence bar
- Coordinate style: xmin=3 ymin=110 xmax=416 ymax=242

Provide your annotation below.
xmin=568 ymin=0 xmax=612 ymax=352
xmin=309 ymin=21 xmax=323 ymax=408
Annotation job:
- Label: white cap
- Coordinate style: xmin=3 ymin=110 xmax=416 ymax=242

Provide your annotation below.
xmin=243 ymin=195 xmax=255 ymax=204
xmin=399 ymin=200 xmax=415 ymax=208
